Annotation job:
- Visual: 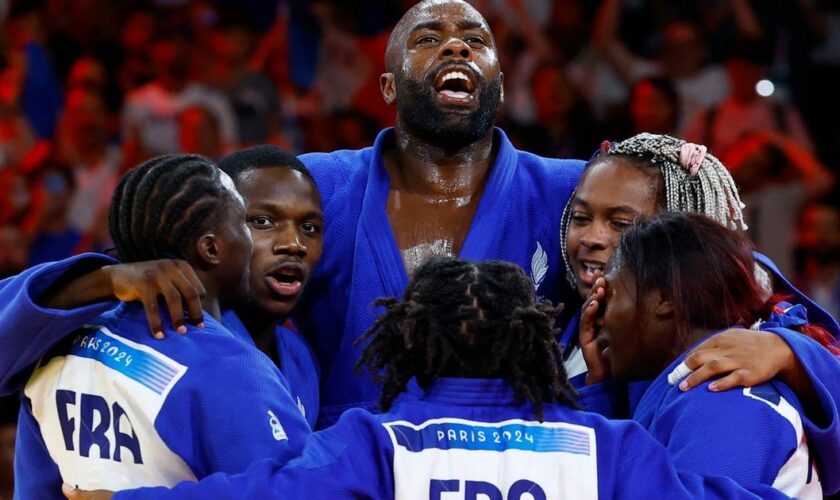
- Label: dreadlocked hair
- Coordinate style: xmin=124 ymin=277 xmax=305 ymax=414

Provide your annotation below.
xmin=560 ymin=133 xmax=747 ymax=288
xmin=108 ymin=154 xmax=233 ymax=262
xmin=354 ymin=257 xmax=578 ymax=422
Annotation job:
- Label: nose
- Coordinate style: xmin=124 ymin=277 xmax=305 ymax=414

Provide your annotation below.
xmin=439 ymin=37 xmax=472 ymax=61
xmin=579 ymin=222 xmax=609 ymax=250
xmin=273 ymin=226 xmax=307 ymax=256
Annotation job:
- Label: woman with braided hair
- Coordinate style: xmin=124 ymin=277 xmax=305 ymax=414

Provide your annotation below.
xmin=559 ymin=133 xmax=840 ymax=495
xmin=66 ymin=256 xmax=796 ymax=499
xmin=12 ymin=154 xmax=311 ymax=497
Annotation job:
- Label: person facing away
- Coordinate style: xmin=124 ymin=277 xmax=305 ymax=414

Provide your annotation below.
xmin=585 ymin=212 xmax=823 ymax=498
xmin=15 ymin=155 xmax=310 ymax=497
xmin=64 ymin=257 xmax=793 ymax=500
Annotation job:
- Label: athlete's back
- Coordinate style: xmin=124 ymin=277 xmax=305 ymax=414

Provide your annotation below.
xmin=17 ymin=302 xmax=310 ymax=498
xmin=115 ymin=378 xmax=790 ymax=499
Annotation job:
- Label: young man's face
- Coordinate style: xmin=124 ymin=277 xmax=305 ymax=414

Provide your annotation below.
xmin=235 ymin=167 xmax=323 ymax=319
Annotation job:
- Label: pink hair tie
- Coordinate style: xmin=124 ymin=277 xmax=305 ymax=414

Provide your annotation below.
xmin=679 ymin=143 xmax=707 ymax=177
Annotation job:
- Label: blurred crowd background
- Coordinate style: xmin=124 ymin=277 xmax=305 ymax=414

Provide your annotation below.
xmin=1 ymin=0 xmax=840 ymax=496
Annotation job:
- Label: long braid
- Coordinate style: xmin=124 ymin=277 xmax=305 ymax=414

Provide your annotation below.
xmin=108 ymin=155 xmax=232 ymax=262
xmin=355 ymin=257 xmax=577 ymax=421
xmin=560 ymin=133 xmax=747 ymax=288
xmin=610 ymin=133 xmax=747 ymax=229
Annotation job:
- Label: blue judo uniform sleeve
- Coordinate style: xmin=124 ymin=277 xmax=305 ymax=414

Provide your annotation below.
xmin=0 ymin=253 xmax=118 ymax=394
xmin=764 ymin=327 xmax=840 ymax=494
xmin=15 ymin=303 xmax=311 ymax=497
xmin=633 ymin=341 xmax=822 ymax=498
xmin=113 ymin=379 xmax=793 ymax=500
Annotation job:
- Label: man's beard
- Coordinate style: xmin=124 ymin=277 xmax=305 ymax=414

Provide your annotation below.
xmin=395 ymin=70 xmax=502 ymax=150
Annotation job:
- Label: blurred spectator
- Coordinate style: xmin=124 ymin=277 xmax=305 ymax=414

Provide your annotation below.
xmin=4 ymin=0 xmax=63 ymax=139
xmin=66 ymin=55 xmax=107 ymax=96
xmin=0 ymin=395 xmax=17 ymax=500
xmin=117 ymin=9 xmax=156 ymax=93
xmin=0 ymin=61 xmax=37 ymax=170
xmin=55 ymin=88 xmax=121 ymax=238
xmin=684 ymin=38 xmax=815 ymax=156
xmin=328 ymin=110 xmax=380 ymax=151
xmin=27 ymin=167 xmax=82 ymax=266
xmin=723 ymin=131 xmax=835 ymax=276
xmin=795 ymin=200 xmax=840 ymax=320
xmin=42 ymin=0 xmax=122 ymax=81
xmin=593 ymin=0 xmax=729 ymax=132
xmin=308 ymin=1 xmax=375 ymax=116
xmin=178 ymin=105 xmax=223 ymax=160
xmin=0 ymin=170 xmax=39 ymax=238
xmin=209 ymin=12 xmax=281 ymax=145
xmin=121 ymin=34 xmax=238 ymax=162
xmin=505 ymin=63 xmax=597 ymax=159
xmin=0 ymin=224 xmax=27 ymax=280
xmin=628 ymin=77 xmax=679 ymax=136
xmin=66 ymin=55 xmax=122 ymax=120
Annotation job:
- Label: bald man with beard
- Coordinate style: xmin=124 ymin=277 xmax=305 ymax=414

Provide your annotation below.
xmin=294 ymin=0 xmax=583 ymax=428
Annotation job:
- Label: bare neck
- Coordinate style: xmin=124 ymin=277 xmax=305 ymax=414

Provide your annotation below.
xmin=236 ymin=304 xmax=281 ymax=361
xmin=194 ymin=271 xmax=222 ymax=321
xmin=387 ymin=124 xmax=497 ymax=196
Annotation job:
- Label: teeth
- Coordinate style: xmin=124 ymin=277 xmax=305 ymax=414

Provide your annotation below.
xmin=442 ymin=71 xmax=469 ymax=82
xmin=583 ymin=263 xmax=604 ymax=276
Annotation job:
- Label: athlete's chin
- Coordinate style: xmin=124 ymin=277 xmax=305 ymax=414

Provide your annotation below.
xmin=253 ymin=292 xmax=298 ymax=318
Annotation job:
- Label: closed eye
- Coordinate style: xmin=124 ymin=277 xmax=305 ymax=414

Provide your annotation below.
xmin=610 ymin=219 xmax=633 ymax=231
xmin=570 ymin=213 xmax=592 ymax=226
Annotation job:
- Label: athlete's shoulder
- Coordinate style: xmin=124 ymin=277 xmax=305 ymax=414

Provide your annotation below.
xmin=496 ymin=129 xmax=585 ymax=178
xmin=654 ymin=375 xmax=804 ymax=439
xmin=515 ymin=150 xmax=586 ymax=183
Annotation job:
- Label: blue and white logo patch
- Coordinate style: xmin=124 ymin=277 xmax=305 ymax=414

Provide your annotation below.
xmin=384 ymin=418 xmax=598 ymax=500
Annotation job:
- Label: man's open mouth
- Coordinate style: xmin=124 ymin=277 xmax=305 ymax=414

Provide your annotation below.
xmin=433 ymin=67 xmax=477 ymax=104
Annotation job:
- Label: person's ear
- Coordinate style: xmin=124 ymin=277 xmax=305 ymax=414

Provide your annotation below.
xmin=194 ymin=232 xmax=221 ymax=267
xmin=653 ymin=292 xmax=675 ymax=319
xmin=380 ymin=73 xmax=396 ymax=105
xmin=499 ymin=72 xmax=504 ymax=105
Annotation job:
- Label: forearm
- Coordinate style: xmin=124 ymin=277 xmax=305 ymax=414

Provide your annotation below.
xmin=779 ymin=353 xmax=824 ymax=426
xmin=37 ymin=264 xmax=115 ymax=309
xmin=0 ymin=255 xmax=118 ymax=393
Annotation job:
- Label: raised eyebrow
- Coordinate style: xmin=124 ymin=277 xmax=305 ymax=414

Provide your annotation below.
xmin=410 ymin=21 xmax=445 ymax=34
xmin=458 ymin=20 xmax=487 ymax=32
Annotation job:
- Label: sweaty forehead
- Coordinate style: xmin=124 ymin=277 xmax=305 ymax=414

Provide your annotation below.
xmin=386 ymin=0 xmax=491 ymax=67
xmin=405 ymin=0 xmax=487 ymax=27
